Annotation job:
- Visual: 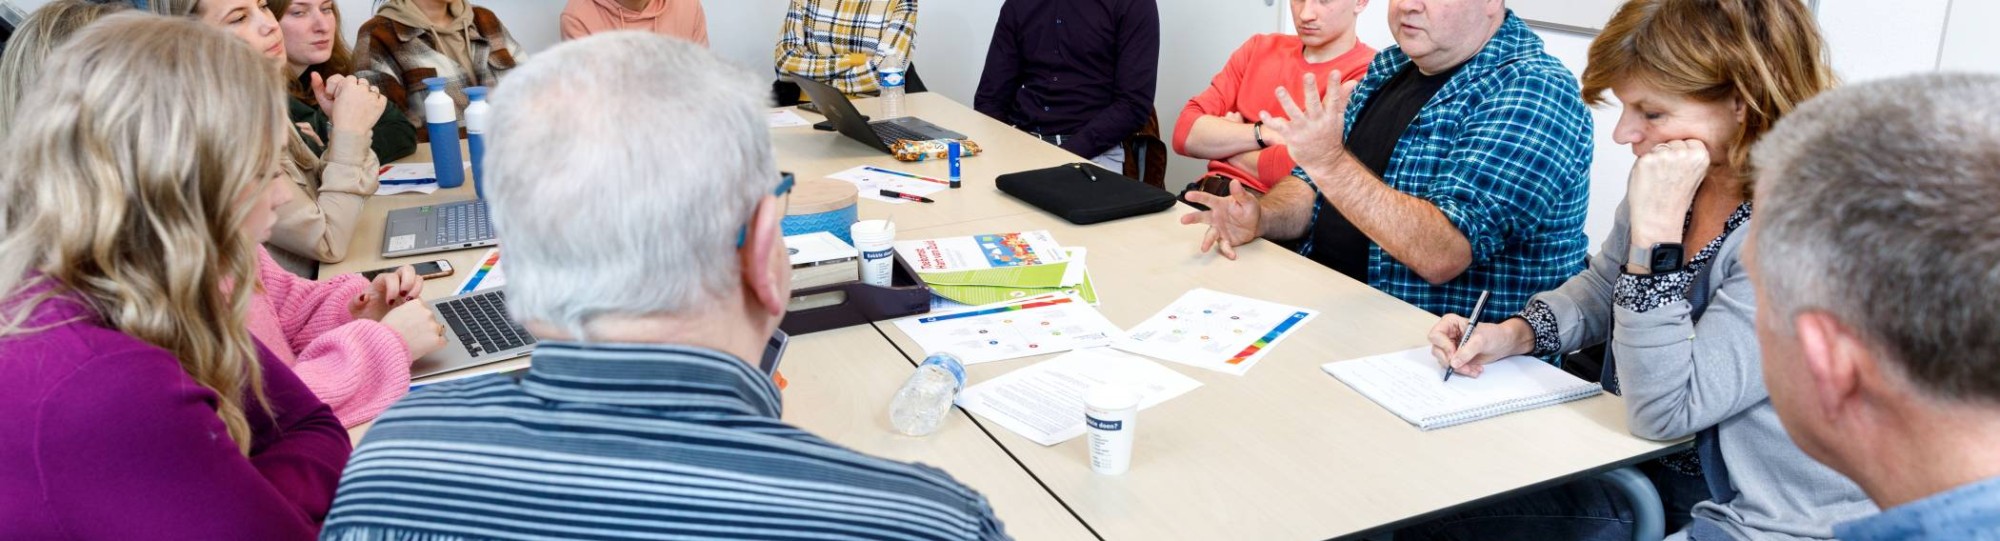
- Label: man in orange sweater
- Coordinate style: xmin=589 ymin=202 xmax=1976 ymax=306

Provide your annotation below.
xmin=560 ymin=0 xmax=708 ymax=45
xmin=1174 ymin=0 xmax=1374 ymax=194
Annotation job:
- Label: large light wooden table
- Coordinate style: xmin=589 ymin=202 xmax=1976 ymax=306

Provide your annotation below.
xmin=322 ymin=136 xmax=1095 ymax=540
xmin=327 ymin=93 xmax=1684 ymax=541
xmin=835 ymin=95 xmax=1686 ymax=540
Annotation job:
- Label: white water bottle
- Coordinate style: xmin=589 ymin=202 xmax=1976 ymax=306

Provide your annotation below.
xmin=463 ymin=86 xmax=491 ymax=199
xmin=877 ymin=47 xmax=906 ymax=120
xmin=889 ymin=351 xmax=966 ymax=436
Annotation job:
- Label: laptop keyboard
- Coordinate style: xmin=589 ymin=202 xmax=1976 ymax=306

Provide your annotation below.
xmin=437 ymin=290 xmax=535 ymax=357
xmin=435 ymin=200 xmax=494 ymax=245
xmin=873 ymin=121 xmax=933 ymax=145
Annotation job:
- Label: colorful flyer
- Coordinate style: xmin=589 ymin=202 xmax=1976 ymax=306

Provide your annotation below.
xmin=1114 ymin=288 xmax=1318 ymax=376
xmin=453 ymin=248 xmax=504 ymax=295
xmin=893 ymin=230 xmax=1071 ymax=288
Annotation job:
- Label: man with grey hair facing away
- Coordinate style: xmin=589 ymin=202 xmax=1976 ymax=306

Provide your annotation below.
xmin=1749 ymin=72 xmax=2000 ymax=541
xmin=321 ymin=31 xmax=1009 ymax=541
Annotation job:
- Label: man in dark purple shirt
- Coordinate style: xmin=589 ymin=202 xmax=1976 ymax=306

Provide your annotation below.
xmin=974 ymin=0 xmax=1159 ymax=171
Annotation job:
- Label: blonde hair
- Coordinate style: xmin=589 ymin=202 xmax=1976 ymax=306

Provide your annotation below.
xmin=0 ymin=13 xmax=289 ymax=454
xmin=0 ymin=0 xmax=128 ymax=141
xmin=1581 ymin=0 xmax=1835 ymax=190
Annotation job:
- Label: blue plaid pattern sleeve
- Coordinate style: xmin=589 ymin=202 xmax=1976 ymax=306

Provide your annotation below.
xmin=1294 ymin=12 xmax=1592 ymax=319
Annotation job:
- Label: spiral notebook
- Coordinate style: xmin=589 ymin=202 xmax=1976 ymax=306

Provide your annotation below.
xmin=1323 ymin=347 xmax=1602 ymax=430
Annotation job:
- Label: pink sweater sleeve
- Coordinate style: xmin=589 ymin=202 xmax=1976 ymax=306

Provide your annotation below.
xmin=257 ymin=251 xmax=412 ymax=427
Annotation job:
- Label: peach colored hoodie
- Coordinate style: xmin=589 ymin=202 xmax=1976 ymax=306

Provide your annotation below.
xmin=559 ymin=0 xmax=708 ymax=45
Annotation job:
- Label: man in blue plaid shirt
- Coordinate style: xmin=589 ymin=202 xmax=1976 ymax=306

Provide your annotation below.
xmin=1183 ymin=1 xmax=1591 ymax=321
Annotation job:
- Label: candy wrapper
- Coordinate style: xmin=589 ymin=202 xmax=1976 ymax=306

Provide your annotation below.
xmin=891 ymin=139 xmax=982 ymax=162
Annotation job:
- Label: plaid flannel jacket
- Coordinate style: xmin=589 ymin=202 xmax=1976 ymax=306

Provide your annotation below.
xmin=354 ymin=6 xmax=523 ymax=138
xmin=1296 ymin=12 xmax=1592 ymax=319
xmin=774 ymin=0 xmax=918 ymax=97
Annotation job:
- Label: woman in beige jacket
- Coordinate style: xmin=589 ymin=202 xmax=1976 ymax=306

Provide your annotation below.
xmin=151 ymin=0 xmax=385 ymax=276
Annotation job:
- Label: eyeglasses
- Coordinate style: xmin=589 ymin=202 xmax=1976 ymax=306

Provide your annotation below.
xmin=737 ymin=172 xmax=796 ymax=247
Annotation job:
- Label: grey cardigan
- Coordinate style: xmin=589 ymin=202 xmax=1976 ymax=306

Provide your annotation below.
xmin=1531 ymin=203 xmax=1876 ymax=541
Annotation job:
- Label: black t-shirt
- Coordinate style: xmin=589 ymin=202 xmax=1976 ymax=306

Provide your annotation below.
xmin=1301 ymin=64 xmax=1461 ymax=280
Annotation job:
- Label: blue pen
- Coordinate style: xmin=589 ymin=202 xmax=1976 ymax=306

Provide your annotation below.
xmin=861 ymin=166 xmax=951 ymax=186
xmin=379 ymin=178 xmax=436 ymax=186
xmin=1445 ymin=290 xmax=1491 ymax=382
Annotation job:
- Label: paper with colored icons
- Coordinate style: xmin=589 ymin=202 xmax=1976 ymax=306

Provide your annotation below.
xmin=892 ymin=291 xmax=1120 ymax=365
xmin=1114 ymin=288 xmax=1318 ymax=376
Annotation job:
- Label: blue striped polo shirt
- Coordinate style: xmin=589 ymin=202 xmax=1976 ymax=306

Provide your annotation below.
xmin=322 ymin=341 xmax=1010 ymax=541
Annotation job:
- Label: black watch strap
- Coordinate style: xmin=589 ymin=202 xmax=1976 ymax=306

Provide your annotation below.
xmin=1253 ymin=120 xmax=1269 ymax=149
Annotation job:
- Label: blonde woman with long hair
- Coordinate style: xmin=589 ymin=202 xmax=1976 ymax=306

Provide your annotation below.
xmin=147 ymin=0 xmax=386 ymax=277
xmin=0 ymin=13 xmax=350 ymax=539
xmin=0 ymin=0 xmax=127 ymax=138
xmin=1413 ymin=0 xmax=1873 ymax=540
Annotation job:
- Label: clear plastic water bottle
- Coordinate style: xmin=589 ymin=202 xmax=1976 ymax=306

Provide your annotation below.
xmin=421 ymin=77 xmax=464 ymax=189
xmin=876 ymin=47 xmax=906 ymax=120
xmin=462 ymin=86 xmax=490 ymax=199
xmin=889 ymin=351 xmax=965 ymax=436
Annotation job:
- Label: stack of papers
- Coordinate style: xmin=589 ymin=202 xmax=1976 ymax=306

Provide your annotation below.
xmin=958 ymin=348 xmax=1201 ymax=445
xmin=894 ymin=231 xmax=1099 ymax=306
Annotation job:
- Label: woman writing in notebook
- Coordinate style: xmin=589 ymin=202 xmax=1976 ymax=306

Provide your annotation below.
xmin=154 ymin=0 xmax=448 ymax=428
xmin=1413 ymin=1 xmax=1874 ymax=540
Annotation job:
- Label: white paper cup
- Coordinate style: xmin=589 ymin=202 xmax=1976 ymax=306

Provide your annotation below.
xmin=1085 ymin=384 xmax=1141 ymax=475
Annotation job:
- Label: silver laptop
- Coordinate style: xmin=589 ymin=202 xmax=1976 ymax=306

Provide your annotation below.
xmin=790 ymin=75 xmax=966 ymax=154
xmin=412 ymin=288 xmax=791 ymax=380
xmin=413 ymin=288 xmax=534 ymax=379
xmin=381 ymin=199 xmax=497 ymax=258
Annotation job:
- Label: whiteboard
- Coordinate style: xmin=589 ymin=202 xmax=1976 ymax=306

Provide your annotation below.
xmin=1511 ymin=0 xmax=1821 ymax=34
xmin=1509 ymin=0 xmax=1626 ymax=33
xmin=1938 ymin=0 xmax=2000 ymax=73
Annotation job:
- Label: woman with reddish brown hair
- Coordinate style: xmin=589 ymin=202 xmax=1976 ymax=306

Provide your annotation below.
xmin=273 ymin=0 xmax=419 ymax=162
xmin=1410 ymin=1 xmax=1873 ymax=540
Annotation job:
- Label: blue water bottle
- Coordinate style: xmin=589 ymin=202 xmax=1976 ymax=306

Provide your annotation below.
xmin=463 ymin=86 xmax=491 ymax=198
xmin=421 ymin=77 xmax=464 ymax=189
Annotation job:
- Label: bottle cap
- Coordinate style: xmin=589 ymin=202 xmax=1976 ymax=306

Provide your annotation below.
xmin=465 ymin=86 xmax=489 ymax=102
xmin=1085 ymin=384 xmax=1141 ymax=411
xmin=422 ymin=77 xmax=447 ymax=91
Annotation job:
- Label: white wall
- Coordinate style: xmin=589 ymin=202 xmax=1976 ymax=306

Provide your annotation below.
xmin=9 ymin=0 xmax=1994 ymax=247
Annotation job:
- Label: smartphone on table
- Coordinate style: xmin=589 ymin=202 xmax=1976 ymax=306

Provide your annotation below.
xmin=359 ymin=259 xmax=454 ymax=281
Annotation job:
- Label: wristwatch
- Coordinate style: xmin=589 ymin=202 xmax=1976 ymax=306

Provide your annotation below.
xmin=1628 ymin=242 xmax=1685 ymax=275
xmin=1252 ymin=121 xmax=1269 ymax=149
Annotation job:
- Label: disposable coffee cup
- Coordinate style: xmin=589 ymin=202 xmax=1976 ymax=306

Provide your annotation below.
xmin=1085 ymin=384 xmax=1141 ymax=475
xmin=851 ymin=220 xmax=897 ymax=287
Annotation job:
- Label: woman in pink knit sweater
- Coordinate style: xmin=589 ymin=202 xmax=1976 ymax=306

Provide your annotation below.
xmin=161 ymin=0 xmax=449 ymax=428
xmin=246 ymin=246 xmax=446 ymax=427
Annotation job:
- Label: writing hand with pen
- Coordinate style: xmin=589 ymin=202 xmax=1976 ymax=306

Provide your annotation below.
xmin=1427 ymin=313 xmax=1536 ymax=379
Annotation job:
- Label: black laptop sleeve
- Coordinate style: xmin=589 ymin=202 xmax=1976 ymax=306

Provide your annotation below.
xmin=996 ymin=163 xmax=1176 ymax=225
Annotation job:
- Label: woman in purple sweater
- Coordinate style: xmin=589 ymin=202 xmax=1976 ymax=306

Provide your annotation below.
xmin=0 ymin=14 xmax=350 ymax=540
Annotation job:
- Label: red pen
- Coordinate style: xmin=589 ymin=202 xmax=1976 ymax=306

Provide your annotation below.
xmin=879 ymin=189 xmax=935 ymax=203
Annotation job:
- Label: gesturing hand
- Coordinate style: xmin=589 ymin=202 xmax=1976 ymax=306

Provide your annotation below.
xmin=1177 ymin=178 xmax=1261 ymax=260
xmin=349 ymin=265 xmax=424 ymax=322
xmin=1626 ymin=140 xmax=1712 ymax=245
xmin=1263 ymin=71 xmax=1360 ymax=174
